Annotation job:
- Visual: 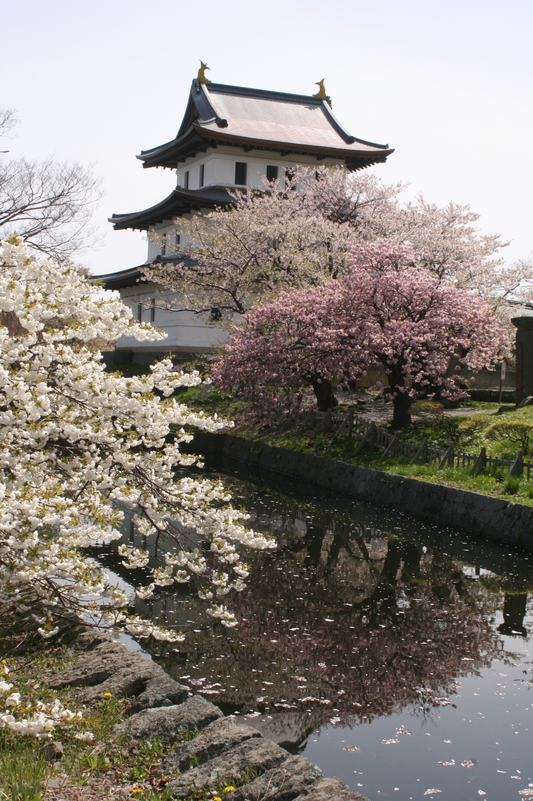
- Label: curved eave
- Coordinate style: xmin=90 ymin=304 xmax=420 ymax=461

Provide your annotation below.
xmin=138 ymin=125 xmax=393 ymax=171
xmin=137 ymin=128 xmax=207 ymax=170
xmin=193 ymin=124 xmax=393 ymax=168
xmin=95 ymin=256 xmax=199 ymax=290
xmin=109 ymin=187 xmax=234 ymax=231
xmin=93 ymin=267 xmax=143 ymax=289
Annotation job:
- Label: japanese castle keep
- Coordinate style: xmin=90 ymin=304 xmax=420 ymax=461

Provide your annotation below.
xmin=101 ymin=66 xmax=394 ymax=360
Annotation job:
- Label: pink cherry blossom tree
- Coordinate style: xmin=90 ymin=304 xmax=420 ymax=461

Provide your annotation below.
xmin=347 ymin=241 xmax=506 ymax=427
xmin=211 ymin=283 xmax=370 ymax=412
xmin=214 ymin=242 xmax=506 ymax=428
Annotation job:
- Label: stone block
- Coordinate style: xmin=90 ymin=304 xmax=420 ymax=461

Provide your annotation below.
xmin=160 ymin=717 xmax=261 ymax=776
xmin=47 ymin=640 xmax=188 ymax=712
xmin=168 ymin=737 xmax=288 ymax=796
xmin=295 ymin=776 xmax=370 ymax=801
xmin=114 ymin=696 xmax=222 ymax=741
xmin=229 ymin=754 xmax=323 ymax=800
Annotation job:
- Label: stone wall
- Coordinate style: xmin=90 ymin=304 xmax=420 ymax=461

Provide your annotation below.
xmin=190 ymin=432 xmax=533 ymax=551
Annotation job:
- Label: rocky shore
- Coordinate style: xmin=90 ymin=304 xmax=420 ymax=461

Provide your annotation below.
xmin=46 ymin=632 xmax=368 ymax=801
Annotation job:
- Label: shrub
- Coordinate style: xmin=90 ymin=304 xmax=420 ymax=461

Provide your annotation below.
xmin=504 ymin=475 xmax=521 ymax=495
xmin=485 ymin=421 xmax=533 ymax=454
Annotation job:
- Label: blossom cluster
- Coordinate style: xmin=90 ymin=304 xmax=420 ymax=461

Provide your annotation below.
xmin=0 ymin=661 xmax=80 ymax=737
xmin=145 ymin=165 xmax=531 ymax=343
xmin=0 ymin=240 xmax=274 ymax=643
xmin=213 ymin=241 xmax=506 ymax=426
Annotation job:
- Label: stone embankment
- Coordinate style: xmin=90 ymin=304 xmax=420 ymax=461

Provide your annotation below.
xmin=189 ymin=432 xmax=533 ymax=551
xmin=48 ymin=633 xmax=368 ymax=801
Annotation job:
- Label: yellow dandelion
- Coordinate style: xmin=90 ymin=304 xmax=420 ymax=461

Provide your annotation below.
xmin=104 ymin=692 xmax=112 ymax=697
xmin=214 ymin=797 xmax=222 ymax=801
xmin=224 ymin=788 xmax=235 ymax=794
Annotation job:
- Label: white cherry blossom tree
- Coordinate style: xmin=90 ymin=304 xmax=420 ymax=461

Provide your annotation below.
xmin=0 ymin=239 xmax=273 ymax=646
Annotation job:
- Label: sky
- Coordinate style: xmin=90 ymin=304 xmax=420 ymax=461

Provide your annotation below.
xmin=2 ymin=0 xmax=532 ymax=276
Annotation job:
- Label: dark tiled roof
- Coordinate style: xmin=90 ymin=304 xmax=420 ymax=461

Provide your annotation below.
xmin=109 ymin=186 xmax=234 ymax=231
xmin=137 ymin=80 xmax=393 ymax=169
xmin=94 ymin=256 xmax=195 ymax=289
xmin=93 ymin=266 xmax=143 ymax=289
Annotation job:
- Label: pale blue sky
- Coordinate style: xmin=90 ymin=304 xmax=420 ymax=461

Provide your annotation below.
xmin=2 ymin=0 xmax=532 ymax=274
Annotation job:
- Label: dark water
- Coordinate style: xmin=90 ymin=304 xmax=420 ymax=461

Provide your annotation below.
xmin=98 ymin=468 xmax=533 ymax=801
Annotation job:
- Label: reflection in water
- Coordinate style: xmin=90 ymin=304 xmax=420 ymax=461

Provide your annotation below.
xmin=498 ymin=593 xmax=528 ymax=637
xmin=97 ymin=476 xmax=533 ymax=799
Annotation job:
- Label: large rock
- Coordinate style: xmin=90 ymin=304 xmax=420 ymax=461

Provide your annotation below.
xmin=229 ymin=754 xmax=323 ymax=801
xmin=168 ymin=737 xmax=289 ymax=796
xmin=114 ymin=696 xmax=222 ymax=740
xmin=245 ymin=712 xmax=314 ymax=749
xmin=47 ymin=640 xmax=188 ymax=712
xmin=295 ymin=777 xmax=370 ymax=801
xmin=160 ymin=717 xmax=261 ymax=776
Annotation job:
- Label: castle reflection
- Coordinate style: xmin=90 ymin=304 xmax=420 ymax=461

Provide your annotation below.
xmin=95 ymin=480 xmax=532 ymax=749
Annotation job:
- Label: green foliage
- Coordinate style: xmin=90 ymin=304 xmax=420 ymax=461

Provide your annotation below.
xmin=80 ymin=752 xmax=111 ymax=772
xmin=504 ymin=475 xmax=521 ymax=495
xmin=0 ymin=738 xmax=47 ymax=801
xmin=135 ymin=790 xmax=175 ymax=801
xmin=413 ymin=400 xmax=445 ymax=415
xmin=457 ymin=415 xmax=492 ymax=441
xmin=485 ymin=420 xmax=533 ymax=454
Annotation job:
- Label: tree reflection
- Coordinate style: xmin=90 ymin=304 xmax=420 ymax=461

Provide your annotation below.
xmin=498 ymin=593 xmax=528 ymax=637
xmin=124 ymin=496 xmax=511 ymax=748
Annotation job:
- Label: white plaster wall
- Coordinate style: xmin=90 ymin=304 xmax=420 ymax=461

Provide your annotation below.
xmin=116 ymin=282 xmax=228 ymax=352
xmin=176 ymin=147 xmax=344 ymax=190
xmin=123 ymin=147 xmax=346 ymax=347
xmin=147 ymin=223 xmax=190 ymax=261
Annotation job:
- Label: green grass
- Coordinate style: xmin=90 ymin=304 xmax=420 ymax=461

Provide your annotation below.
xmin=0 ymin=738 xmax=48 ymax=801
xmin=0 ymin=637 xmax=199 ymax=800
xmin=174 ymin=383 xmax=533 ymax=506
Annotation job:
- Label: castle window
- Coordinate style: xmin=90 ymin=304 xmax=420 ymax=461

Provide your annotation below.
xmin=161 ymin=243 xmax=166 ymax=256
xmin=266 ymin=165 xmax=278 ymax=182
xmin=137 ymin=303 xmax=142 ymax=322
xmin=150 ymin=298 xmax=156 ymax=323
xmin=199 ymin=164 xmax=205 ymax=187
xmin=235 ymin=162 xmax=247 ymax=186
xmin=184 ymin=170 xmax=189 ymax=190
xmin=175 ymin=234 xmax=180 ymax=247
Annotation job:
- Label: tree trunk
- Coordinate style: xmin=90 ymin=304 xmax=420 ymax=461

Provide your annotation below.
xmin=392 ymin=392 xmax=411 ymax=429
xmin=309 ymin=377 xmax=338 ymax=411
xmin=386 ymin=363 xmax=411 ymax=429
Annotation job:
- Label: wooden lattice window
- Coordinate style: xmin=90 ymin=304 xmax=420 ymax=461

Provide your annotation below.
xmin=235 ymin=162 xmax=247 ymax=186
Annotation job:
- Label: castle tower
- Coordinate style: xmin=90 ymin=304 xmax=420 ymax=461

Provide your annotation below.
xmin=100 ymin=73 xmax=394 ymax=360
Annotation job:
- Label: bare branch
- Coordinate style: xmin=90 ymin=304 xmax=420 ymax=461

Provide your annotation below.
xmin=0 ymin=156 xmax=103 ymax=259
xmin=0 ymin=109 xmax=18 ymax=139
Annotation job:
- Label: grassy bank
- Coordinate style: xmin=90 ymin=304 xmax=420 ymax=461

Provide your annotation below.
xmin=0 ymin=632 xmax=211 ymax=801
xmin=175 ymin=384 xmax=533 ymax=507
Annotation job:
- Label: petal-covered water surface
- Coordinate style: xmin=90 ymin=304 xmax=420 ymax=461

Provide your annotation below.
xmin=98 ymin=468 xmax=533 ymax=801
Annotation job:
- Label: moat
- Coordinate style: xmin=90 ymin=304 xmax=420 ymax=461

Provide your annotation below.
xmin=97 ymin=472 xmax=533 ymax=801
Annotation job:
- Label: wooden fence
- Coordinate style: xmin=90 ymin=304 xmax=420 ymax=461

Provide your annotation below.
xmin=297 ymin=408 xmax=532 ymax=481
